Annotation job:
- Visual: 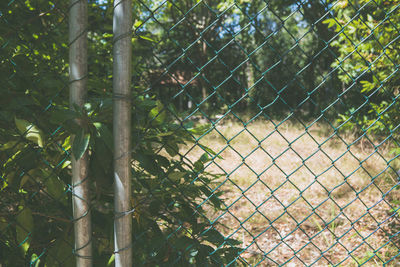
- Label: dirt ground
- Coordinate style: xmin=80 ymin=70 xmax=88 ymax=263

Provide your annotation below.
xmin=182 ymin=117 xmax=400 ymax=266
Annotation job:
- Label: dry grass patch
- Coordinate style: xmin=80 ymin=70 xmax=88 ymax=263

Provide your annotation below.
xmin=181 ymin=117 xmax=400 ymax=266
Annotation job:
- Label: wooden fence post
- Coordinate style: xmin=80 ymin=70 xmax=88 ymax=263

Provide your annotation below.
xmin=113 ymin=0 xmax=133 ymax=266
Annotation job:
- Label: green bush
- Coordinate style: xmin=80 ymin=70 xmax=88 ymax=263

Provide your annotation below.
xmin=327 ymin=0 xmax=400 ymax=138
xmin=0 ymin=1 xmax=240 ymax=266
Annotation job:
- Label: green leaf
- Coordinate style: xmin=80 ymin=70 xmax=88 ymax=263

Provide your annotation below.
xmin=360 ymin=80 xmax=374 ymax=93
xmin=62 ymin=136 xmax=71 ymax=151
xmin=72 ymin=129 xmax=90 ymax=160
xmin=183 ymin=121 xmax=194 ymax=129
xmin=390 ymin=147 xmax=400 ymax=155
xmin=19 ymin=173 xmax=30 ymax=189
xmin=136 ymin=153 xmax=160 ymax=175
xmin=200 ymin=145 xmax=223 ymax=159
xmin=188 ymin=123 xmax=211 ymax=135
xmin=322 ymin=18 xmax=338 ymax=30
xmin=107 ymin=254 xmax=115 ymax=266
xmin=200 ymin=186 xmax=222 ymax=209
xmin=168 ymin=171 xmax=186 ymax=182
xmin=16 ymin=207 xmax=33 ymax=255
xmin=225 ymin=238 xmax=242 ymax=246
xmin=30 ymin=253 xmax=40 ymax=267
xmin=93 ymin=122 xmax=113 ymax=150
xmin=200 ymin=153 xmax=210 ymax=163
xmin=149 ymin=100 xmax=166 ymax=125
xmin=202 ymin=229 xmax=225 ymax=246
xmin=194 ymin=160 xmax=204 ymax=172
xmin=0 ymin=141 xmax=18 ymax=151
xmin=155 ymin=155 xmax=170 ymax=168
xmin=138 ymin=35 xmax=156 ymax=42
xmin=43 ymin=170 xmax=67 ymax=205
xmin=14 ymin=118 xmax=44 ymax=147
xmin=165 ymin=141 xmax=179 ymax=157
xmin=189 ymin=248 xmax=199 ymax=258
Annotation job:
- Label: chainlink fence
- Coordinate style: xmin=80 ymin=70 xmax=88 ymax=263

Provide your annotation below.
xmin=1 ymin=0 xmax=76 ymax=266
xmin=1 ymin=0 xmax=400 ymax=266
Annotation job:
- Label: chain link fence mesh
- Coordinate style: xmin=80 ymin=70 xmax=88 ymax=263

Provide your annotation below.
xmin=1 ymin=0 xmax=400 ymax=266
xmin=1 ymin=0 xmax=74 ymax=266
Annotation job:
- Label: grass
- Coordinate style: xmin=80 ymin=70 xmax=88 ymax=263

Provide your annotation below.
xmin=180 ymin=117 xmax=400 ymax=266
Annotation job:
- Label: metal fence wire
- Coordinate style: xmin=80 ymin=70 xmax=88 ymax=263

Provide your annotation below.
xmin=1 ymin=0 xmax=400 ymax=266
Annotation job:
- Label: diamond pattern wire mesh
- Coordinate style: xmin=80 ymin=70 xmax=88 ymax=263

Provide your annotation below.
xmin=1 ymin=0 xmax=400 ymax=266
xmin=0 ymin=0 xmax=76 ymax=266
xmin=132 ymin=0 xmax=400 ymax=265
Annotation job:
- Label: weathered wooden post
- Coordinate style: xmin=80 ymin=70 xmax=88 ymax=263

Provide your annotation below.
xmin=69 ymin=0 xmax=92 ymax=266
xmin=113 ymin=0 xmax=133 ymax=266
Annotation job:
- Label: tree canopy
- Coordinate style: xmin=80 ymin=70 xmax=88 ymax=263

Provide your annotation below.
xmin=327 ymin=0 xmax=400 ymax=139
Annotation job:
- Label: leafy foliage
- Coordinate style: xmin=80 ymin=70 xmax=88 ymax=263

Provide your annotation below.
xmin=3 ymin=0 xmax=398 ymax=265
xmin=1 ymin=0 xmax=240 ymax=266
xmin=327 ymin=0 xmax=400 ymax=137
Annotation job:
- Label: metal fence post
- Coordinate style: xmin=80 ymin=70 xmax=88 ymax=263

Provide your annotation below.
xmin=69 ymin=0 xmax=92 ymax=266
xmin=113 ymin=0 xmax=133 ymax=266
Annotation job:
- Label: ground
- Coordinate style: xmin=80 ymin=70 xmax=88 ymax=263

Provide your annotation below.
xmin=182 ymin=116 xmax=400 ymax=266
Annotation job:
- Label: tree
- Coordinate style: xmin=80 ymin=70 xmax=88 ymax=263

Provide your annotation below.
xmin=132 ymin=0 xmax=249 ymax=113
xmin=326 ymin=0 xmax=400 ymax=137
xmin=230 ymin=0 xmax=341 ymax=119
